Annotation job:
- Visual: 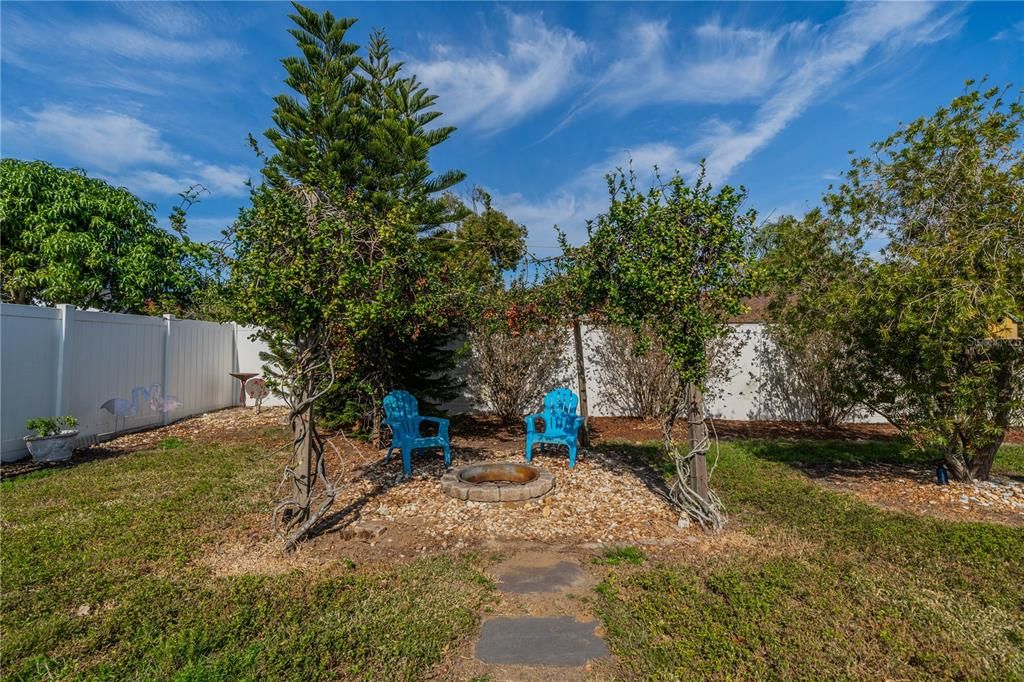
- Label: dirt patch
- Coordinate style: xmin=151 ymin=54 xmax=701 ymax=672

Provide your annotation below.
xmin=308 ymin=437 xmax=682 ymax=548
xmin=591 ymin=416 xmax=1024 ymax=445
xmin=804 ymin=463 xmax=1024 ymax=526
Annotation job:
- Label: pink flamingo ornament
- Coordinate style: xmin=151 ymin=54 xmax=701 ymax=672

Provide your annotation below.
xmin=100 ymin=385 xmax=148 ymax=433
xmin=148 ymin=384 xmax=183 ymax=414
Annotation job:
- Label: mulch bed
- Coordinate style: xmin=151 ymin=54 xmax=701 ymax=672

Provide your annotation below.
xmin=805 ymin=462 xmax=1024 ymax=524
xmin=4 ymin=409 xmax=1021 ymax=534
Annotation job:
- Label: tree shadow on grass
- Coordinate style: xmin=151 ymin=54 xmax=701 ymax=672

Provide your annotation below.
xmin=0 ymin=444 xmax=168 ymax=483
xmin=744 ymin=438 xmax=1024 ymax=483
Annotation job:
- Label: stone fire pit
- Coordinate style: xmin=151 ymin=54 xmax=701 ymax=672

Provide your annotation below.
xmin=441 ymin=462 xmax=554 ymax=502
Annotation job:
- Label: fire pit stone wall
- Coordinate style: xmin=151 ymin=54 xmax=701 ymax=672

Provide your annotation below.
xmin=441 ymin=462 xmax=555 ymax=502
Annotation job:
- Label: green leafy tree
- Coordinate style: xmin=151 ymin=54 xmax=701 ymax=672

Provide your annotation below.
xmin=753 ymin=210 xmax=863 ymax=425
xmin=230 ymin=5 xmax=480 ymax=546
xmin=450 ymin=188 xmax=528 ymax=286
xmin=232 ymin=185 xmax=468 ymax=547
xmin=261 ymin=5 xmax=464 ymax=230
xmin=566 ymin=164 xmax=758 ymax=529
xmin=0 ymin=159 xmax=214 ymax=314
xmin=819 ymin=81 xmax=1024 ymax=481
xmin=258 ymin=3 xmax=478 ymax=435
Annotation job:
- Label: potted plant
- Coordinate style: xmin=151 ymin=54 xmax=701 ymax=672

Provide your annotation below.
xmin=23 ymin=416 xmax=79 ymax=463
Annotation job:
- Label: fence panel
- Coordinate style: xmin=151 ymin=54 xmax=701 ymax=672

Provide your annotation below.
xmin=67 ymin=309 xmax=166 ymax=440
xmin=166 ymin=318 xmax=236 ymax=417
xmin=1 ymin=306 xmax=61 ymax=459
xmin=1 ymin=304 xmax=251 ymax=462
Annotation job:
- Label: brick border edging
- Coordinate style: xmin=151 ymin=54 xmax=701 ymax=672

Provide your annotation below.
xmin=441 ymin=463 xmax=555 ymax=502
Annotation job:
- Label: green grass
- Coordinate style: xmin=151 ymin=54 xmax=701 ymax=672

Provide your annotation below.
xmin=594 ymin=546 xmax=647 ymax=566
xmin=1 ymin=441 xmax=492 ymax=680
xmin=4 ymin=432 xmax=1022 ymax=680
xmin=595 ymin=439 xmax=1024 ymax=680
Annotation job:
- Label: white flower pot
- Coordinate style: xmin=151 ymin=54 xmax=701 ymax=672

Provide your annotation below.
xmin=23 ymin=430 xmax=78 ymax=463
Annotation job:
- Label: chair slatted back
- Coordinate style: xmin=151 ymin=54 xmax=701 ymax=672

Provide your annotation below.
xmin=383 ymin=390 xmax=420 ymax=439
xmin=544 ymin=388 xmax=579 ymax=434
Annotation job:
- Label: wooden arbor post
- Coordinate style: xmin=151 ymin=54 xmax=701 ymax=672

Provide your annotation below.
xmin=686 ymin=383 xmax=710 ymax=503
xmin=572 ymin=319 xmax=591 ymax=447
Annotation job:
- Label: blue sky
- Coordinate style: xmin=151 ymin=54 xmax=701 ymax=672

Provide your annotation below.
xmin=2 ymin=2 xmax=1022 ymax=250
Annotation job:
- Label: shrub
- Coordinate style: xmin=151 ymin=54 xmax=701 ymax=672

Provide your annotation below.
xmin=25 ymin=416 xmax=78 ymax=438
xmin=466 ymin=326 xmax=568 ymax=423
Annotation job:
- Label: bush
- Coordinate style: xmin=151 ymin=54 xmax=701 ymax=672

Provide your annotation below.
xmin=750 ymin=324 xmax=861 ymax=425
xmin=594 ymin=325 xmax=745 ymax=420
xmin=25 ymin=416 xmax=78 ymax=438
xmin=466 ymin=326 xmax=568 ymax=422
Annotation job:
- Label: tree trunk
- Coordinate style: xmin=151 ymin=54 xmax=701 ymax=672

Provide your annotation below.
xmin=943 ymin=444 xmax=972 ymax=483
xmin=952 ymin=357 xmax=1015 ymax=483
xmin=572 ymin=319 xmax=590 ymax=447
xmin=970 ymin=434 xmax=1003 ymax=481
xmin=290 ymin=400 xmax=315 ymax=522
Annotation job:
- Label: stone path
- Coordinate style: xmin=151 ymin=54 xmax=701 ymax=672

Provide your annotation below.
xmin=476 ymin=616 xmax=610 ymax=667
xmin=466 ymin=551 xmax=612 ymax=679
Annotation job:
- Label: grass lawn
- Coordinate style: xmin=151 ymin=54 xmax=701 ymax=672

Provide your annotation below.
xmin=595 ymin=440 xmax=1024 ymax=680
xmin=2 ymin=433 xmax=1021 ymax=680
xmin=0 ymin=438 xmax=493 ymax=680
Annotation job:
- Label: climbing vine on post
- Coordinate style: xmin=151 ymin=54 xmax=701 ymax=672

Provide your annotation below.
xmin=568 ymin=165 xmax=757 ymax=530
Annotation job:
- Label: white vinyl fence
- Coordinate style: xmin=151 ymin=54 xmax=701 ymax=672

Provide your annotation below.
xmin=442 ymin=323 xmax=885 ymax=424
xmin=1 ymin=304 xmax=884 ymax=462
xmin=0 ymin=304 xmax=280 ymax=462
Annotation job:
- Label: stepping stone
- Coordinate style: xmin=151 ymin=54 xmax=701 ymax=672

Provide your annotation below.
xmin=495 ymin=560 xmax=584 ymax=593
xmin=475 ymin=616 xmax=609 ymax=667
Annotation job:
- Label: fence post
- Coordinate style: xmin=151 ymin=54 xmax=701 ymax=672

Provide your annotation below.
xmin=54 ymin=304 xmax=75 ymax=416
xmin=162 ymin=314 xmax=174 ymax=425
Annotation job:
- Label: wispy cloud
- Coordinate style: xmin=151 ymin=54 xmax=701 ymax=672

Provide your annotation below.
xmin=497 ymin=2 xmax=962 ymax=243
xmin=1 ymin=4 xmax=244 ymax=98
xmin=8 ymin=107 xmax=176 ymax=172
xmin=993 ymin=20 xmax=1024 ymax=41
xmin=409 ymin=11 xmax=586 ymax=132
xmin=598 ymin=19 xmax=803 ymax=107
xmin=492 ymin=142 xmax=698 ymax=246
xmin=2 ymin=7 xmax=240 ymax=65
xmin=547 ymin=17 xmax=808 ymax=138
xmin=5 ymin=106 xmax=252 ymax=198
xmin=694 ymin=2 xmax=962 ymax=183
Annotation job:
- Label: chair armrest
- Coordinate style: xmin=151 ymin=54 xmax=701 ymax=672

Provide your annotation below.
xmin=524 ymin=413 xmax=545 ymax=433
xmin=420 ymin=416 xmax=449 ymax=438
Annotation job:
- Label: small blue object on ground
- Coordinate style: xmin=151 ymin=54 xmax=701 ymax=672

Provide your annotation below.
xmin=382 ymin=390 xmax=450 ymax=475
xmin=525 ymin=388 xmax=585 ymax=468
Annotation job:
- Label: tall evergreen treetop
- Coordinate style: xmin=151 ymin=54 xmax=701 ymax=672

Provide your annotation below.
xmin=261 ymin=4 xmax=465 ymax=229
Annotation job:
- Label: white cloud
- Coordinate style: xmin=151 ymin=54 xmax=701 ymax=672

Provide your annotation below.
xmin=602 ymin=18 xmax=804 ymax=107
xmin=496 ymin=3 xmax=962 ymax=243
xmin=548 ymin=17 xmax=808 ymax=137
xmin=194 ymin=163 xmax=251 ymax=196
xmin=64 ymin=24 xmax=239 ymax=62
xmin=694 ymin=2 xmax=956 ymax=183
xmin=1 ymin=5 xmax=243 ymax=98
xmin=114 ymin=2 xmax=209 ymax=37
xmin=409 ymin=11 xmax=586 ymax=132
xmin=11 ymin=107 xmax=176 ymax=172
xmin=5 ymin=106 xmax=251 ymax=198
xmin=491 ymin=142 xmax=699 ymax=246
xmin=2 ymin=6 xmax=240 ymax=64
xmin=993 ymin=20 xmax=1024 ymax=41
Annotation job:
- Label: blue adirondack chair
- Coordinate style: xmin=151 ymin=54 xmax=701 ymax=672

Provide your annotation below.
xmin=525 ymin=388 xmax=585 ymax=468
xmin=383 ymin=390 xmax=451 ymax=475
